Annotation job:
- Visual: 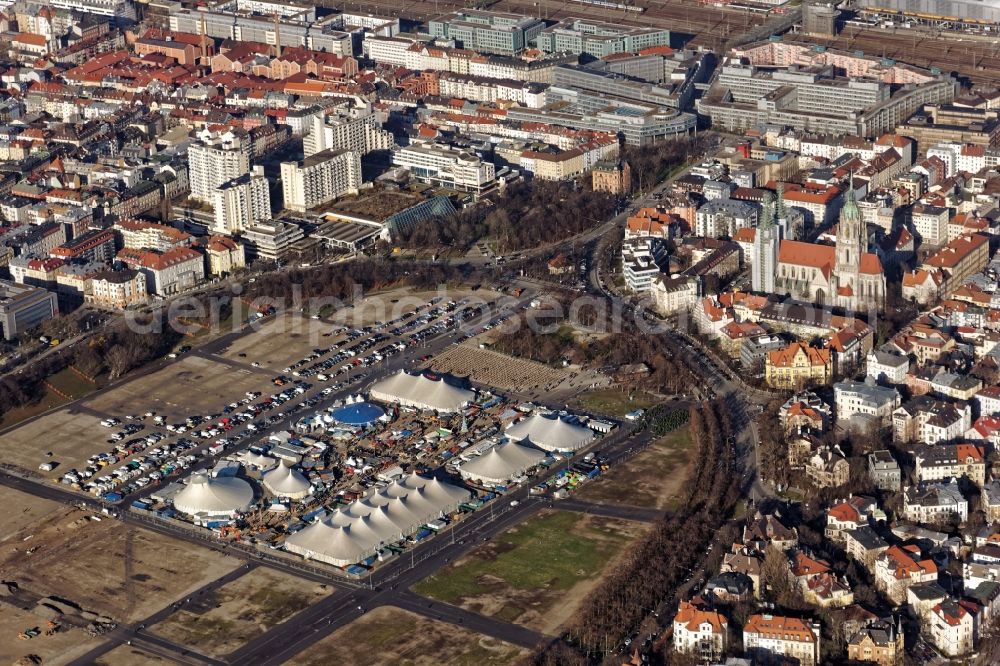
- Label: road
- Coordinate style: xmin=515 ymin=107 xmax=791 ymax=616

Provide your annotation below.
xmin=227 ymin=424 xmax=655 ymax=666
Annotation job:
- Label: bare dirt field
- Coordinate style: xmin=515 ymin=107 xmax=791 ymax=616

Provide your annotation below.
xmin=0 ymin=408 xmax=109 ymax=479
xmin=413 ymin=510 xmax=649 ymax=634
xmin=0 ymin=487 xmax=63 ymax=543
xmin=0 ymin=488 xmax=239 ymax=625
xmin=93 ymin=644 xmax=171 ymax=666
xmin=0 ymin=601 xmax=103 ymax=666
xmin=426 ymin=344 xmax=567 ymax=392
xmin=288 ymin=606 xmax=528 ymax=666
xmin=84 ymin=355 xmax=268 ymax=419
xmin=150 ymin=568 xmax=327 ymax=657
xmin=575 ymin=427 xmax=693 ymax=510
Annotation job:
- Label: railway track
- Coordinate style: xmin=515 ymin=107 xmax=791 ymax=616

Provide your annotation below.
xmin=801 ymin=26 xmax=1000 ymax=85
xmin=345 ymin=0 xmax=769 ymax=45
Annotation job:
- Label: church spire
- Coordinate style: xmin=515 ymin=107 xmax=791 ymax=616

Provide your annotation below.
xmin=842 ymin=170 xmax=861 ymax=223
xmin=760 ymin=190 xmax=775 ymax=229
xmin=775 ymin=182 xmax=786 ymax=221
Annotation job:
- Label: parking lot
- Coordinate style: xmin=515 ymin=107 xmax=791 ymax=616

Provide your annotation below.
xmin=84 ymin=356 xmax=270 ymax=418
xmin=0 ymin=408 xmax=111 ymax=479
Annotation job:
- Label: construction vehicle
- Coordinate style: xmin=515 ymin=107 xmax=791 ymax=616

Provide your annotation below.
xmin=44 ymin=622 xmax=60 ymax=636
xmin=18 ymin=628 xmax=40 ymax=640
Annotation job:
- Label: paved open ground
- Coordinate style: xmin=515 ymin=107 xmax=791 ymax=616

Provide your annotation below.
xmin=287 ymin=605 xmax=529 ymax=666
xmin=217 ymin=313 xmax=339 ymax=371
xmin=413 ymin=509 xmax=650 ymax=634
xmin=0 ymin=409 xmax=111 ymax=479
xmin=83 ymin=355 xmax=268 ymax=419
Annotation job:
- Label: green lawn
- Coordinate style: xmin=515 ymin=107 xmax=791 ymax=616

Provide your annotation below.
xmin=413 ymin=511 xmax=626 ymax=604
xmin=571 ymin=388 xmax=659 ymax=417
xmin=46 ymin=367 xmax=99 ymax=400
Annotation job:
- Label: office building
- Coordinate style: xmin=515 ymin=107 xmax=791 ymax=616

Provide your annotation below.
xmin=428 ymin=10 xmax=544 ymax=55
xmin=698 ymin=42 xmax=955 ymax=137
xmin=169 ymin=0 xmax=352 ymax=57
xmin=536 ymin=18 xmax=670 ymax=58
xmin=281 ymin=149 xmax=362 ymax=213
xmin=241 ymin=220 xmax=305 ymax=261
xmin=392 ymin=143 xmax=496 ymax=194
xmin=0 ymin=280 xmax=58 ymax=340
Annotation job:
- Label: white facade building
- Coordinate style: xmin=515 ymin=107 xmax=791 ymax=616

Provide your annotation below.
xmin=303 ymin=104 xmax=395 ymax=158
xmin=281 ymin=149 xmax=362 ymax=213
xmin=392 ymin=143 xmax=496 ymax=194
xmin=867 ymin=350 xmax=909 ymax=385
xmin=834 ymin=380 xmax=902 ymax=427
xmin=695 ymin=198 xmax=758 ymax=238
xmin=622 ymin=236 xmax=669 ymax=293
xmin=189 ymin=129 xmax=252 ymax=203
xmin=928 ymin=601 xmax=975 ymax=657
xmin=212 ymin=166 xmax=271 ymax=235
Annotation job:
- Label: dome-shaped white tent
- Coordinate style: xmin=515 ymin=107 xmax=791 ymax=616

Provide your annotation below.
xmin=262 ymin=463 xmax=311 ymax=500
xmin=242 ymin=451 xmax=278 ymax=471
xmin=173 ymin=471 xmax=254 ymax=518
xmin=460 ymin=441 xmax=546 ymax=485
xmin=369 ymin=371 xmax=475 ymax=413
xmin=506 ymin=413 xmax=594 ymax=452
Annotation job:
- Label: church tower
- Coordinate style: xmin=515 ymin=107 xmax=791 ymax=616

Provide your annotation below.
xmin=753 ymin=190 xmax=779 ymax=294
xmin=834 ymin=178 xmax=863 ymax=308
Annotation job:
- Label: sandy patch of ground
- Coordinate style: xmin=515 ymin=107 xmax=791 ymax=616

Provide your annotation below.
xmin=287 ymin=606 xmax=527 ymax=666
xmin=0 ymin=488 xmax=239 ymax=624
xmin=93 ymin=644 xmax=171 ymax=666
xmin=575 ymin=427 xmax=693 ymax=510
xmin=0 ymin=602 xmax=103 ymax=666
xmin=150 ymin=568 xmax=327 ymax=657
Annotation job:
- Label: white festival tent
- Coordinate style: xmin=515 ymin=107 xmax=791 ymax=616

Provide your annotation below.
xmin=459 ymin=441 xmax=546 ymax=485
xmin=173 ymin=471 xmax=255 ymax=518
xmin=241 ymin=451 xmax=278 ymax=471
xmin=505 ymin=412 xmax=594 ymax=452
xmin=284 ymin=473 xmax=472 ymax=567
xmin=262 ymin=462 xmax=312 ymax=500
xmin=368 ymin=371 xmax=475 ymax=413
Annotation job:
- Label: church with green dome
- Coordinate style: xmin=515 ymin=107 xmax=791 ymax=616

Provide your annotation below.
xmin=772 ymin=184 xmax=886 ymax=313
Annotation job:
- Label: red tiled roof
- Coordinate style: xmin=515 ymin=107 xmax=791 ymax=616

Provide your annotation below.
xmin=744 ymin=615 xmax=816 ymax=643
